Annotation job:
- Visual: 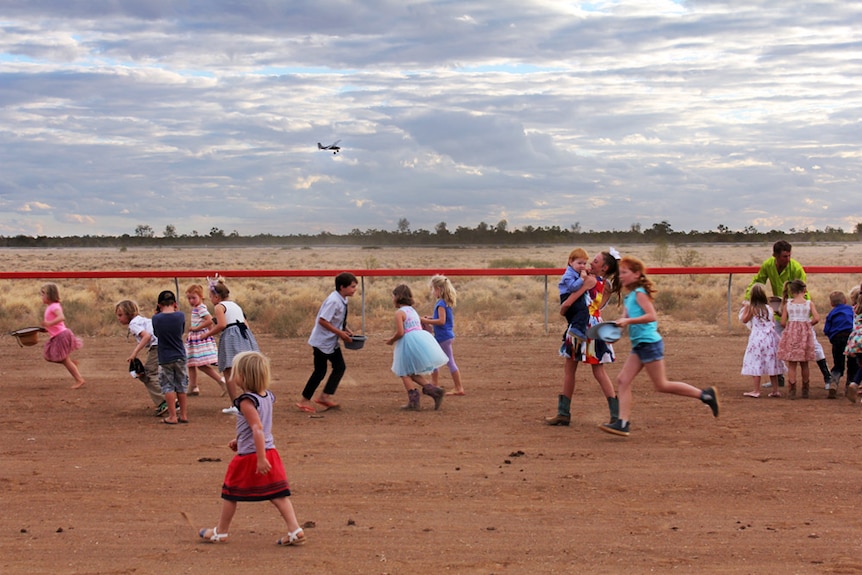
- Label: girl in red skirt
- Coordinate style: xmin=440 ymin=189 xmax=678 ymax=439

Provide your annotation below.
xmin=40 ymin=283 xmax=85 ymax=389
xmin=199 ymin=351 xmax=305 ymax=546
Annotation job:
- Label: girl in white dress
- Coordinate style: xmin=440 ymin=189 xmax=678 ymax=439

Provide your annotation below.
xmin=740 ymin=284 xmax=786 ymax=397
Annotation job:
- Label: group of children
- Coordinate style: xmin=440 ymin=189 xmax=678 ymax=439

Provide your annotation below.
xmin=740 ymin=280 xmax=862 ymax=401
xmin=34 ymin=253 xmax=859 ymax=545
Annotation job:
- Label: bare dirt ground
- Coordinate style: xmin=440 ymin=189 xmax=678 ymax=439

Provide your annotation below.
xmin=3 ymin=329 xmax=862 ymax=575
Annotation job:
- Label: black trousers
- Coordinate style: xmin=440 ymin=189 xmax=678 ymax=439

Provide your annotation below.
xmin=302 ymin=346 xmax=346 ymax=399
xmin=830 ymin=331 xmax=856 ymax=381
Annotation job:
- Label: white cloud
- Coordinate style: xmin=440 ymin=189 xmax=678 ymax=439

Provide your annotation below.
xmin=0 ymin=1 xmax=860 ymax=237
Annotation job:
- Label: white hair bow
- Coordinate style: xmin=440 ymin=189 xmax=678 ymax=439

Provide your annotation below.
xmin=609 ymin=247 xmax=621 ymax=260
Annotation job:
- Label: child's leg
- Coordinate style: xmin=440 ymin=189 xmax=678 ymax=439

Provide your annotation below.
xmin=767 ymin=375 xmax=781 ymax=396
xmin=300 ymin=348 xmax=329 ymax=403
xmin=615 ymin=354 xmax=643 ymax=422
xmin=591 ymin=364 xmax=615 ymax=399
xmin=745 ymin=376 xmax=762 ymax=397
xmin=140 ymin=350 xmax=165 ymax=406
xmin=786 ymin=361 xmax=798 ymax=398
xmin=438 ymin=339 xmax=464 ymax=393
xmin=642 ymin=359 xmax=702 ymax=398
xmin=400 ymin=375 xmax=416 ymax=392
xmin=164 ymin=391 xmax=178 ymax=422
xmin=177 ymin=392 xmax=188 ymax=421
xmin=217 ymin=499 xmax=237 ymax=535
xmin=188 ymin=366 xmax=199 ymax=394
xmin=271 ymin=497 xmax=301 ymax=534
xmin=198 ymin=364 xmax=226 ymax=391
xmin=431 ymin=368 xmax=440 ymax=386
xmin=62 ymin=356 xmax=86 ymax=389
xmin=320 ymin=349 xmax=346 ymax=399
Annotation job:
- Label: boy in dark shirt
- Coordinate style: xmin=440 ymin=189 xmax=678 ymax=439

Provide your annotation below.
xmin=152 ymin=290 xmax=189 ymax=424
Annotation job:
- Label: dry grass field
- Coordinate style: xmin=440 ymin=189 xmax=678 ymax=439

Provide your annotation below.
xmin=1 ymin=243 xmax=861 ymax=574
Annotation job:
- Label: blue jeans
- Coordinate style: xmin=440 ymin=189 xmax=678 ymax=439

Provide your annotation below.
xmin=632 ymin=340 xmax=664 ymax=364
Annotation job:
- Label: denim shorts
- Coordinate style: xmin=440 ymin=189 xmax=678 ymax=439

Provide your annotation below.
xmin=159 ymin=358 xmax=189 ymax=394
xmin=632 ymin=340 xmax=664 ymax=364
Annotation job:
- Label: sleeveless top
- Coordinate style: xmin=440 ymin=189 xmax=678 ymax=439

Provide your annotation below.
xmin=234 ymin=391 xmax=275 ymax=455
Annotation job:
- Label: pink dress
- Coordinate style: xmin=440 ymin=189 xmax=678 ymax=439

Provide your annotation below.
xmin=777 ymin=300 xmax=815 ymax=362
xmin=42 ymin=302 xmax=83 ymax=363
xmin=741 ymin=309 xmax=785 ymax=376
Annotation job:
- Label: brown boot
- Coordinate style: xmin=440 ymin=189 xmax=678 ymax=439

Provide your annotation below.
xmin=422 ymin=384 xmax=445 ymax=410
xmin=801 ymin=381 xmax=810 ymax=399
xmin=544 ymin=413 xmax=571 ymax=426
xmin=401 ymin=389 xmax=420 ymax=410
xmin=788 ymin=382 xmax=797 ymax=400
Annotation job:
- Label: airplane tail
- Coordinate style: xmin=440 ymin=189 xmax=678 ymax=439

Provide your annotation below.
xmin=317 ymin=142 xmax=324 ymax=149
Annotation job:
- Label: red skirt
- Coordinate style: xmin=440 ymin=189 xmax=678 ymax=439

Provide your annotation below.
xmin=43 ymin=329 xmax=83 ymax=363
xmin=221 ymin=449 xmax=291 ymax=501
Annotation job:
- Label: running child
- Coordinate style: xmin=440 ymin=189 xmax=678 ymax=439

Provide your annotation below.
xmin=40 ymin=283 xmax=85 ymax=389
xmin=115 ymin=299 xmax=167 ymax=416
xmin=776 ymin=279 xmax=819 ymax=399
xmin=199 ymin=351 xmax=306 ymax=547
xmin=599 ymin=256 xmax=719 ymax=437
xmin=297 ymin=272 xmax=358 ymax=413
xmin=421 ymin=274 xmax=465 ymax=395
xmin=386 ymin=284 xmax=448 ymax=411
xmin=185 ymin=284 xmax=226 ymax=397
xmin=739 ymin=284 xmax=785 ymax=398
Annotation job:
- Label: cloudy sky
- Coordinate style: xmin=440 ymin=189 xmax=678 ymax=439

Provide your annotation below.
xmin=1 ymin=1 xmax=860 ymax=238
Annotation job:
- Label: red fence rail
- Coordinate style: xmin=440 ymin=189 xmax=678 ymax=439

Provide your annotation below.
xmin=2 ymin=267 xmax=860 ymax=333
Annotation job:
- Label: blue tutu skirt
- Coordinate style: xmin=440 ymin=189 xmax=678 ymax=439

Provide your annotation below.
xmin=391 ymin=329 xmax=449 ymax=377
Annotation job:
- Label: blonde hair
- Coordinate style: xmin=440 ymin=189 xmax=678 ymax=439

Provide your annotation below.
xmin=115 ymin=299 xmax=140 ymax=318
xmin=40 ymin=283 xmax=60 ymax=303
xmin=232 ymin=351 xmax=271 ymax=394
xmin=430 ymin=274 xmax=457 ymax=307
xmin=829 ymin=291 xmax=846 ymax=307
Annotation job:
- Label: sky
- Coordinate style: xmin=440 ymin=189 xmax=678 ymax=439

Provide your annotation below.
xmin=1 ymin=1 xmax=860 ymax=238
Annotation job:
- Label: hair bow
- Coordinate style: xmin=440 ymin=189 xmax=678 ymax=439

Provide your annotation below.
xmin=609 ymin=247 xmax=621 ymax=260
xmin=207 ymin=273 xmax=220 ymax=293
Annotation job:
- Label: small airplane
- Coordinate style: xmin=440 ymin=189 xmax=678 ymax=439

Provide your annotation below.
xmin=317 ymin=140 xmax=341 ymax=154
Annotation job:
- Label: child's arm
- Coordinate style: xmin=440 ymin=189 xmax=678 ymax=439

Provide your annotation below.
xmin=128 ymin=329 xmax=152 ymax=362
xmin=422 ymin=303 xmax=446 ymax=327
xmin=201 ymin=303 xmax=226 ymax=339
xmin=809 ymin=301 xmax=820 ymax=326
xmin=239 ymin=399 xmax=271 ymax=475
xmin=41 ymin=306 xmax=65 ymax=328
xmin=616 ymin=291 xmax=656 ymax=327
xmin=779 ymin=303 xmax=789 ymax=327
xmin=386 ymin=310 xmax=406 ymax=345
xmin=317 ymin=316 xmax=353 ymax=342
xmin=560 ymin=275 xmax=596 ymax=316
xmin=191 ymin=311 xmax=214 ymax=332
xmin=739 ymin=304 xmax=754 ymax=324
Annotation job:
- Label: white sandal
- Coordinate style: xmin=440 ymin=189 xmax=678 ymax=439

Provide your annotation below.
xmin=277 ymin=527 xmax=306 ymax=546
xmin=199 ymin=526 xmax=228 ymax=543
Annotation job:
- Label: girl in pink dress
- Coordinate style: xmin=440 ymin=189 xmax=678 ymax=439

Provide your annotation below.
xmin=40 ymin=283 xmax=85 ymax=389
xmin=777 ymin=279 xmax=819 ymax=399
xmin=740 ymin=283 xmax=786 ymax=397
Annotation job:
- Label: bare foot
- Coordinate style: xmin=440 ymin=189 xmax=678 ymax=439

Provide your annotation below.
xmin=446 ymin=390 xmax=466 ymax=396
xmin=71 ymin=380 xmax=86 ymax=389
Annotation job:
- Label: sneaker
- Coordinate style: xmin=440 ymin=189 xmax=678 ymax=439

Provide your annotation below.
xmin=761 ymin=381 xmax=772 ymax=388
xmin=222 ymin=406 xmax=239 ymax=415
xmin=599 ymin=420 xmax=630 ymax=437
xmin=847 ymin=383 xmax=858 ymax=404
xmin=154 ymin=401 xmax=168 ymax=417
xmin=701 ymin=386 xmax=720 ymax=417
